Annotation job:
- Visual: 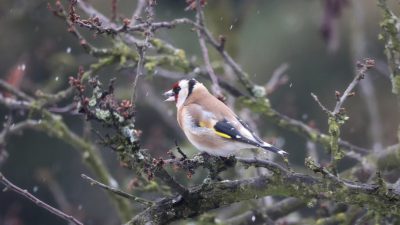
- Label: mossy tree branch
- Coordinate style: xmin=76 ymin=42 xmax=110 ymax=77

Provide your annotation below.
xmin=126 ymin=155 xmax=400 ymax=225
xmin=0 ymin=58 xmax=133 ymax=222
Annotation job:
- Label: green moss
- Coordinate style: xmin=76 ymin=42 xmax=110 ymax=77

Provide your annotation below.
xmin=393 ymin=75 xmax=400 ymax=94
xmin=378 ymin=0 xmax=400 ymax=96
xmin=328 ymin=116 xmax=344 ymax=161
xmin=251 ymin=85 xmax=266 ymax=98
xmin=238 ymin=97 xmax=271 ymax=114
xmin=316 ymin=213 xmax=346 ymax=225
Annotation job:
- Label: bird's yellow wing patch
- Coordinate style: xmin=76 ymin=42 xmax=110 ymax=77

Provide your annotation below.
xmin=198 ymin=121 xmax=210 ymax=128
xmin=213 ymin=130 xmax=232 ymax=139
xmin=198 ymin=120 xmax=232 ymax=139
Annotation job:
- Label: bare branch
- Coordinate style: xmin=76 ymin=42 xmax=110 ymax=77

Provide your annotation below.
xmin=0 ymin=172 xmax=84 ymax=225
xmin=311 ymin=93 xmax=331 ymax=115
xmin=0 ymin=94 xmax=31 ymax=110
xmin=266 ymin=63 xmax=289 ymax=94
xmin=81 ymin=174 xmax=153 ymax=206
xmin=132 ymin=45 xmax=145 ymax=103
xmin=195 ymin=0 xmax=222 ymax=96
xmin=333 ymin=59 xmax=375 ymax=115
xmin=131 ymin=0 xmax=146 ymax=23
xmin=0 ymin=79 xmax=33 ymax=101
xmin=0 ymin=120 xmax=42 ymax=145
xmin=131 ymin=0 xmax=154 ymax=103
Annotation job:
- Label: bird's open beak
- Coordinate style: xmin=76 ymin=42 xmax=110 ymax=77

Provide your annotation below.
xmin=163 ymin=90 xmax=175 ymax=102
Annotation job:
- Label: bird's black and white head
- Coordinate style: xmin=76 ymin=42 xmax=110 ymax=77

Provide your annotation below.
xmin=164 ymin=79 xmax=199 ymax=108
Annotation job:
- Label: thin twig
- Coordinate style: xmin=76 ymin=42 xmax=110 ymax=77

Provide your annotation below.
xmin=311 ymin=93 xmax=331 ymax=115
xmin=333 ymin=59 xmax=375 ymax=115
xmin=81 ymin=174 xmax=153 ymax=206
xmin=195 ymin=19 xmax=255 ymax=94
xmin=0 ymin=94 xmax=31 ymax=110
xmin=131 ymin=0 xmax=146 ymax=24
xmin=131 ymin=45 xmax=145 ymax=103
xmin=0 ymin=120 xmax=42 ymax=145
xmin=35 ymin=169 xmax=75 ymax=217
xmin=0 ymin=79 xmax=33 ymax=101
xmin=305 ymin=157 xmax=373 ymax=191
xmin=0 ymin=172 xmax=84 ymax=225
xmin=195 ymin=0 xmax=222 ymax=96
xmin=266 ymin=63 xmax=289 ymax=94
xmin=77 ymin=1 xmax=111 ymax=25
xmin=174 ymin=140 xmax=187 ymax=159
xmin=131 ymin=0 xmax=154 ymax=103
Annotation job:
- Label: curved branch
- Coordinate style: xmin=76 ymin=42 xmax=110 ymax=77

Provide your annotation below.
xmin=0 ymin=173 xmax=83 ymax=225
xmin=127 ymin=155 xmax=398 ymax=225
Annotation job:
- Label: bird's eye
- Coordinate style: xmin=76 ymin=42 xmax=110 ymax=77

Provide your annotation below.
xmin=173 ymin=86 xmax=181 ymax=94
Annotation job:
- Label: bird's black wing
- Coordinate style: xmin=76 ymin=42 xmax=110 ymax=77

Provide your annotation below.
xmin=213 ymin=119 xmax=261 ymax=147
xmin=213 ymin=118 xmax=288 ymax=156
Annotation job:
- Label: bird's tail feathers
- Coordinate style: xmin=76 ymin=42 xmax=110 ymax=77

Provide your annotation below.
xmin=261 ymin=143 xmax=288 ymax=156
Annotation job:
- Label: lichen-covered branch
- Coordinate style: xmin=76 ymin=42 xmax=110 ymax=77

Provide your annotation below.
xmin=378 ymin=0 xmax=400 ymax=96
xmin=0 ymin=81 xmax=133 ymax=221
xmin=127 ymin=155 xmax=400 ymax=225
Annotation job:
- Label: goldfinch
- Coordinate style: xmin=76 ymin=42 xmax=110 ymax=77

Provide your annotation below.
xmin=164 ymin=79 xmax=288 ymax=157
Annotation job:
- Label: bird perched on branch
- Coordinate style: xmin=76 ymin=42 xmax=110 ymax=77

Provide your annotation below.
xmin=164 ymin=79 xmax=288 ymax=157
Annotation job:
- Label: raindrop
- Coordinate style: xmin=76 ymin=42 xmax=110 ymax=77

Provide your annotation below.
xmin=78 ymin=205 xmax=83 ymax=210
xmin=18 ymin=64 xmax=26 ymax=71
xmin=251 ymin=215 xmax=256 ymax=222
xmin=302 ymin=114 xmax=308 ymax=120
xmin=66 ymin=47 xmax=72 ymax=54
xmin=55 ymin=76 xmax=59 ymax=81
xmin=289 ymin=82 xmax=293 ymax=88
xmin=109 ymin=178 xmax=118 ymax=188
xmin=33 ymin=186 xmax=39 ymax=193
xmin=229 ymin=25 xmax=233 ymax=30
xmin=193 ymin=67 xmax=201 ymax=74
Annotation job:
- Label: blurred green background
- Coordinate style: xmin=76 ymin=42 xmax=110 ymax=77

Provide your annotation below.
xmin=0 ymin=0 xmax=399 ymax=224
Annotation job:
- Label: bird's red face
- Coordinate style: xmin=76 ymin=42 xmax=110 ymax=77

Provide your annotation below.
xmin=164 ymin=81 xmax=181 ymax=103
xmin=164 ymin=79 xmax=197 ymax=108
